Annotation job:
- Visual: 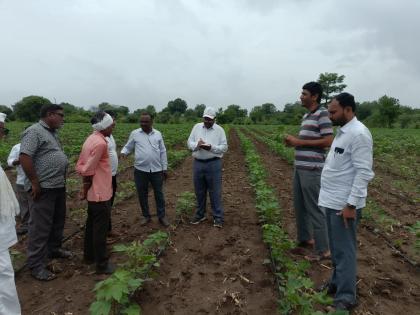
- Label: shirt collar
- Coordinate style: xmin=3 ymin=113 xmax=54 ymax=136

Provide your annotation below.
xmin=202 ymin=123 xmax=214 ymax=130
xmin=93 ymin=130 xmax=106 ymax=139
xmin=39 ymin=119 xmax=54 ymax=131
xmin=139 ymin=128 xmax=155 ymax=135
xmin=339 ymin=116 xmax=358 ymax=134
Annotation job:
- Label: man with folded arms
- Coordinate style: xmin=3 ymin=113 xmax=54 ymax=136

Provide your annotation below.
xmin=319 ymin=93 xmax=374 ymax=311
xmin=188 ymin=107 xmax=228 ymax=228
xmin=20 ymin=104 xmax=71 ymax=281
xmin=76 ymin=111 xmax=115 ymax=274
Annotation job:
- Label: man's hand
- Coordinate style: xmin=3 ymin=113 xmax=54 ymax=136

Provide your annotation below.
xmin=198 ymin=138 xmax=211 ymax=150
xmin=284 ymin=135 xmax=300 ymax=147
xmin=13 ymin=159 xmax=20 ymax=166
xmin=337 ymin=206 xmax=357 ymax=228
xmin=162 ymin=170 xmax=168 ymax=181
xmin=30 ymin=181 xmax=42 ymax=201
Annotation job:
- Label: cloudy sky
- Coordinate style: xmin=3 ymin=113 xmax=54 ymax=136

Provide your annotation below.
xmin=1 ymin=0 xmax=419 ymax=111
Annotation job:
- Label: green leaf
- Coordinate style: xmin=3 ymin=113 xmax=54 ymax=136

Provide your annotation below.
xmin=89 ymin=300 xmax=112 ymax=315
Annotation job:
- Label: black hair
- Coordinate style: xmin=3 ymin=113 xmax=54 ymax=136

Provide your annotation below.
xmin=333 ymin=92 xmax=356 ymax=112
xmin=90 ymin=111 xmax=107 ymax=125
xmin=302 ymin=82 xmax=323 ymax=104
xmin=40 ymin=104 xmax=63 ymax=118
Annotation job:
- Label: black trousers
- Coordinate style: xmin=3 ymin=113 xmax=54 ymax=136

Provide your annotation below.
xmin=134 ymin=169 xmax=166 ymax=219
xmin=84 ymin=200 xmax=111 ymax=268
xmin=27 ymin=188 xmax=66 ymax=270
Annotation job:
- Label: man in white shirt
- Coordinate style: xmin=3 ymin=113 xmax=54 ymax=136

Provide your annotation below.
xmin=0 ymin=112 xmax=21 ymax=315
xmin=7 ymin=140 xmax=32 ymax=235
xmin=188 ymin=107 xmax=228 ymax=228
xmin=318 ymin=93 xmax=375 ymax=312
xmin=105 ymin=111 xmax=118 ymax=234
xmin=121 ymin=112 xmax=169 ymax=227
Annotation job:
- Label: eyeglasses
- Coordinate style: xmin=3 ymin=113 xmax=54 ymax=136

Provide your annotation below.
xmin=0 ymin=127 xmax=10 ymax=135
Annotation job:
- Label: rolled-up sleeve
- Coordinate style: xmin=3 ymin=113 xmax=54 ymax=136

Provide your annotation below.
xmin=347 ymin=134 xmax=375 ymax=206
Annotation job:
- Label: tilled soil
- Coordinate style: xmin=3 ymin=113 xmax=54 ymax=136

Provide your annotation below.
xmin=13 ymin=130 xmax=278 ymax=314
xmin=242 ymin=128 xmax=420 ymax=315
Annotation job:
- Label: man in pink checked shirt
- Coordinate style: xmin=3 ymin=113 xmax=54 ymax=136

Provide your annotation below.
xmin=76 ymin=111 xmax=115 ymax=274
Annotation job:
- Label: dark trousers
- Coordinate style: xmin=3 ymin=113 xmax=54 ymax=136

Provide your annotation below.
xmin=193 ymin=158 xmax=224 ymax=223
xmin=108 ymin=175 xmax=117 ymax=231
xmin=84 ymin=201 xmax=111 ymax=268
xmin=326 ymin=207 xmax=361 ymax=306
xmin=27 ymin=188 xmax=66 ymax=270
xmin=133 ymin=169 xmax=165 ymax=219
xmin=16 ymin=184 xmax=32 ymax=230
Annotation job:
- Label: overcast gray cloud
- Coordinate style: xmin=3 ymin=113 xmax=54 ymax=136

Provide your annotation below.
xmin=0 ymin=0 xmax=419 ymax=111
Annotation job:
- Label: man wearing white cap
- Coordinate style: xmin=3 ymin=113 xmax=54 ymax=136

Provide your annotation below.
xmin=76 ymin=111 xmax=115 ymax=274
xmin=20 ymin=104 xmax=70 ymax=281
xmin=0 ymin=112 xmax=22 ymax=314
xmin=188 ymin=107 xmax=228 ymax=228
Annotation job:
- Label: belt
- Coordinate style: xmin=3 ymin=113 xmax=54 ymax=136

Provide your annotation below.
xmin=195 ymin=157 xmax=220 ymax=163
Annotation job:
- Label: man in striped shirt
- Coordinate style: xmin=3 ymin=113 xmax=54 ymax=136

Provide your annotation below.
xmin=284 ymin=81 xmax=333 ymax=261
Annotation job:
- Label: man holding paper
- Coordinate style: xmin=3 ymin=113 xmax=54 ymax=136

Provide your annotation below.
xmin=187 ymin=107 xmax=228 ymax=228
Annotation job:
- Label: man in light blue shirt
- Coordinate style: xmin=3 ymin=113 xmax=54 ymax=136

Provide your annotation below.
xmin=121 ymin=112 xmax=169 ymax=227
xmin=188 ymin=107 xmax=228 ymax=228
xmin=319 ymin=93 xmax=374 ymax=312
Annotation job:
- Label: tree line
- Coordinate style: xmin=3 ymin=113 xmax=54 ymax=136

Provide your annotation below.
xmin=0 ymin=73 xmax=418 ymax=128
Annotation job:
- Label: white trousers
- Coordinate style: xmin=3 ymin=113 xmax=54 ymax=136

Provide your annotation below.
xmin=0 ymin=249 xmax=21 ymax=315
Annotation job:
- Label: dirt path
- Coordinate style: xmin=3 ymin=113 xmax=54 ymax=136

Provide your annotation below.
xmin=242 ymin=128 xmax=420 ymax=315
xmin=139 ymin=130 xmax=277 ymax=314
xmin=15 ymin=130 xmax=278 ymax=314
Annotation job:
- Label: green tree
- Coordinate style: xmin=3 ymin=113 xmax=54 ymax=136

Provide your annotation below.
xmin=317 ymin=72 xmax=347 ymax=105
xmin=13 ymin=95 xmax=51 ymax=121
xmin=217 ymin=104 xmax=247 ymax=124
xmin=194 ymin=104 xmax=206 ymax=118
xmin=377 ymin=95 xmax=401 ymax=128
xmin=166 ymin=98 xmax=187 ymax=114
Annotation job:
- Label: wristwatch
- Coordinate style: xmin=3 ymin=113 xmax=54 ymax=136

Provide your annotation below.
xmin=347 ymin=203 xmax=356 ymax=209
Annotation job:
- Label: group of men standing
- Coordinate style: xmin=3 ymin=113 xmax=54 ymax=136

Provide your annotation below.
xmin=0 ymin=84 xmax=373 ymax=313
xmin=0 ymin=104 xmax=228 ymax=314
xmin=285 ymin=82 xmax=375 ymax=312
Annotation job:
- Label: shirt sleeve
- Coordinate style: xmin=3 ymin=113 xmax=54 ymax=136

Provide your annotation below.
xmin=347 ymin=134 xmax=375 ymax=206
xmin=210 ymin=127 xmax=228 ymax=154
xmin=121 ymin=131 xmax=135 ymax=155
xmin=77 ymin=142 xmax=107 ymax=176
xmin=20 ymin=128 xmax=40 ymax=157
xmin=319 ymin=111 xmax=333 ymax=136
xmin=187 ymin=125 xmax=199 ymax=151
xmin=7 ymin=145 xmax=20 ymax=167
xmin=159 ymin=134 xmax=168 ymax=171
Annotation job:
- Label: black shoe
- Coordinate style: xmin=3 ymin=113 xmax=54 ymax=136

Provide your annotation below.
xmin=31 ymin=267 xmax=57 ymax=281
xmin=96 ymin=262 xmax=116 ymax=275
xmin=49 ymin=248 xmax=73 ymax=259
xmin=139 ymin=217 xmax=151 ymax=226
xmin=326 ymin=301 xmax=357 ymax=312
xmin=159 ymin=216 xmax=170 ymax=227
xmin=318 ymin=281 xmax=337 ymax=295
xmin=213 ymin=220 xmax=223 ymax=228
xmin=190 ymin=216 xmax=206 ymax=225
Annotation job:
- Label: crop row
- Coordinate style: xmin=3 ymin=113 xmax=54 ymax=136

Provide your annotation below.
xmin=235 ymin=128 xmax=333 ymax=315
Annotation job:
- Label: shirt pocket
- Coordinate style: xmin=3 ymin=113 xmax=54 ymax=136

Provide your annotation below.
xmin=150 ymin=139 xmax=160 ymax=151
xmin=328 ymin=145 xmax=349 ymax=170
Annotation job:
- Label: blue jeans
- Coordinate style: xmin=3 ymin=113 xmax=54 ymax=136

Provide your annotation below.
xmin=325 ymin=207 xmax=361 ymax=306
xmin=134 ymin=169 xmax=166 ymax=219
xmin=193 ymin=158 xmax=224 ymax=223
